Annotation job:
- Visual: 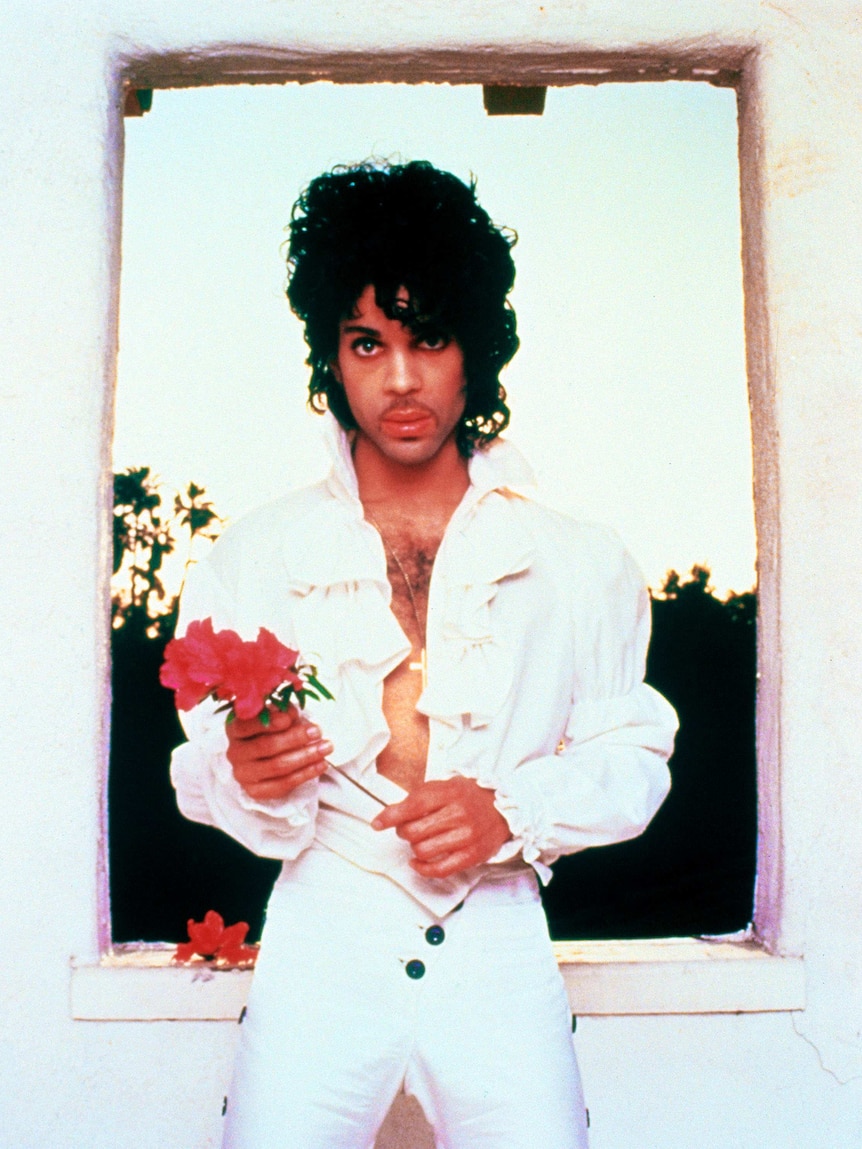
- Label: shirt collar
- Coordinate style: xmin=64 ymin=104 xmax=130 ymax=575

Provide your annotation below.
xmin=322 ymin=411 xmax=536 ymax=506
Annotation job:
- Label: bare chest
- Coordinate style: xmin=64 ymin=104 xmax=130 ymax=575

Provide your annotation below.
xmin=384 ymin=539 xmax=435 ymax=642
xmin=370 ymin=522 xmax=444 ymax=792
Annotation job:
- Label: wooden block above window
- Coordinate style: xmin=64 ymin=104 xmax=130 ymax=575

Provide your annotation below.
xmin=483 ymin=86 xmax=546 ymax=115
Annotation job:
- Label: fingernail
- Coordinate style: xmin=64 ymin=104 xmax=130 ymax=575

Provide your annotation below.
xmin=318 ymin=741 xmax=333 ymax=755
xmin=306 ymin=726 xmax=321 ymax=740
xmin=371 ymin=816 xmax=383 ymax=830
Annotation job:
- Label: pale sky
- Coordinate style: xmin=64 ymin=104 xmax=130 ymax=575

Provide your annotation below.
xmin=114 ymin=80 xmax=755 ymax=596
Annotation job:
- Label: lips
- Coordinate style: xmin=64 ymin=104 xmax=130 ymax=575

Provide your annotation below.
xmin=380 ymin=408 xmax=436 ymax=438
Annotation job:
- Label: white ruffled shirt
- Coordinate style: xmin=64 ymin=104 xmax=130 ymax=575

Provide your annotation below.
xmin=170 ymin=418 xmax=677 ymax=917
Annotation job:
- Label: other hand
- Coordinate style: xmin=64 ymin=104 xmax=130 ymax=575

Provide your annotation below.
xmin=370 ymin=776 xmax=512 ymax=879
xmin=226 ymin=704 xmax=333 ymax=801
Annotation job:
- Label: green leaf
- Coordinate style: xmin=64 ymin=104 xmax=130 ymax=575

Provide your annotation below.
xmin=273 ymin=684 xmax=294 ymax=708
xmin=189 ymin=506 xmax=217 ymax=534
xmin=305 ymin=674 xmax=334 ymax=700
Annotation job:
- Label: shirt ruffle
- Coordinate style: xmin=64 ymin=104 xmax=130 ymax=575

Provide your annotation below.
xmin=421 ymin=491 xmax=535 ymax=733
xmin=276 ymin=505 xmax=409 ymax=778
xmin=279 ymin=451 xmax=539 ymax=767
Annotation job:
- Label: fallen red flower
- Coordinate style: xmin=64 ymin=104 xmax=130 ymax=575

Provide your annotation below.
xmin=173 ymin=910 xmax=258 ymax=967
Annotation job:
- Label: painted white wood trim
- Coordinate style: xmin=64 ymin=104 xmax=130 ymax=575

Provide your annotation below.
xmin=71 ymin=939 xmax=804 ymax=1021
xmin=556 ymin=938 xmax=805 ymax=1015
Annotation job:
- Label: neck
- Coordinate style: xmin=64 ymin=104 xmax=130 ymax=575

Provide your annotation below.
xmin=353 ymin=434 xmax=470 ymax=516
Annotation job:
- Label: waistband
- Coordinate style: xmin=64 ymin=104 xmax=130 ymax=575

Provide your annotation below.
xmin=274 ymin=840 xmax=539 ymax=922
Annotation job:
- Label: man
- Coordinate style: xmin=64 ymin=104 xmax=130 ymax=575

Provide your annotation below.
xmin=170 ymin=160 xmax=677 ymax=1149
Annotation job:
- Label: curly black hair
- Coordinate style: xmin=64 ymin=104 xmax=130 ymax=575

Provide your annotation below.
xmin=285 ymin=160 xmax=519 ymax=456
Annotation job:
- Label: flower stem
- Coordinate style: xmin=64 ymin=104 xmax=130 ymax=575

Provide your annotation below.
xmin=325 ymin=762 xmax=387 ymax=807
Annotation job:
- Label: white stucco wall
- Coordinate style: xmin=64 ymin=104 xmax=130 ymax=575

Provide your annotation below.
xmin=2 ymin=2 xmax=862 ymax=1146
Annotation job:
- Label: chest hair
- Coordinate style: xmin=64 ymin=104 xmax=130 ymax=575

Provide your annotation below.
xmin=371 ymin=522 xmax=444 ymax=789
xmin=383 ymin=538 xmax=436 ymax=636
xmin=369 ymin=511 xmax=447 ymax=634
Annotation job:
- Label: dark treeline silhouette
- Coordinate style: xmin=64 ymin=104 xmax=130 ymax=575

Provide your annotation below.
xmin=541 ymin=565 xmax=757 ymax=939
xmin=110 ymin=469 xmax=279 ymax=944
xmin=110 ymin=474 xmax=756 ymax=943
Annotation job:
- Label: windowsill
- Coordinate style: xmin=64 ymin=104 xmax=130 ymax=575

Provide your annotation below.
xmin=71 ymin=938 xmax=804 ymax=1020
xmin=554 ymin=937 xmax=804 ymax=1014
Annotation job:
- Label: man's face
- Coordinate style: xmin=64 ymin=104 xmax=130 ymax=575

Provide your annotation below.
xmin=331 ymin=285 xmax=467 ymax=468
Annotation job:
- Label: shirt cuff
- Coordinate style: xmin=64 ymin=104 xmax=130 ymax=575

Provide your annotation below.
xmin=490 ymin=776 xmax=554 ymax=884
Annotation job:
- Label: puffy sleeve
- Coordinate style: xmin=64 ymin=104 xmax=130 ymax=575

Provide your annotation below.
xmin=489 ymin=538 xmax=677 ymax=883
xmin=168 ymin=550 xmax=318 ymax=861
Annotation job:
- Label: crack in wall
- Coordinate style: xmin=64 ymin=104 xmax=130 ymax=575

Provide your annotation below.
xmin=791 ymin=1012 xmax=862 ymax=1085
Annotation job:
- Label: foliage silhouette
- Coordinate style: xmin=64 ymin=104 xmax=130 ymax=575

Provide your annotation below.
xmin=112 ymin=467 xmax=221 ymax=637
xmin=110 ymin=472 xmax=278 ymax=944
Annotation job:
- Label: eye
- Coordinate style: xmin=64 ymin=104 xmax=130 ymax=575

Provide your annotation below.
xmin=416 ymin=331 xmax=450 ymax=351
xmin=351 ymin=336 xmax=379 ymax=356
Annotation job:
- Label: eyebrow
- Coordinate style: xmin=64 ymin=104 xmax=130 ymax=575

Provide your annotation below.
xmin=341 ymin=324 xmax=380 ymax=337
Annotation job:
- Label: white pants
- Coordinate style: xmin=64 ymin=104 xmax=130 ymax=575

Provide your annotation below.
xmin=222 ymin=846 xmax=588 ymax=1149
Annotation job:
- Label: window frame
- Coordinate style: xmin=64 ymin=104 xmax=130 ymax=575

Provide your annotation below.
xmin=78 ymin=45 xmax=803 ymax=1021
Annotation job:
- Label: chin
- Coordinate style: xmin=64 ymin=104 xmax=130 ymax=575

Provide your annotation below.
xmin=382 ymin=439 xmax=441 ymax=465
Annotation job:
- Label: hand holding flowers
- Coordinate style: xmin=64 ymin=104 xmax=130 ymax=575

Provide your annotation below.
xmin=160 ymin=617 xmax=336 ymax=800
xmin=226 ymin=704 xmax=334 ymax=801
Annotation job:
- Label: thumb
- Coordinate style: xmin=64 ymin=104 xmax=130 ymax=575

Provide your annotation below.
xmin=371 ymin=799 xmax=409 ymax=831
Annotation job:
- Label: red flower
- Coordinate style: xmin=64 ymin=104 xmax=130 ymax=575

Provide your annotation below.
xmin=217 ymin=938 xmax=260 ymax=966
xmin=160 ymin=617 xmax=237 ymax=711
xmin=160 ymin=618 xmax=304 ymax=721
xmin=216 ymin=627 xmax=303 ymax=721
xmin=173 ymin=910 xmax=258 ymax=966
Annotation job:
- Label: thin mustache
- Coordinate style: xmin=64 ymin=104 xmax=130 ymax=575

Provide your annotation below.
xmin=381 ymin=403 xmax=434 ymax=418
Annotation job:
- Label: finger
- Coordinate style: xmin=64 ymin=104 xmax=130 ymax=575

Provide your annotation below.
xmin=228 ymin=704 xmax=300 ymax=740
xmin=371 ymin=787 xmax=449 ymax=831
xmin=231 ymin=703 xmax=301 ymax=739
xmin=408 ymin=826 xmax=473 ymax=861
xmin=393 ymin=805 xmax=464 ymax=843
xmin=232 ymin=739 xmax=333 ymax=785
xmin=241 ymin=759 xmax=329 ymax=801
xmin=410 ymin=848 xmax=477 ymax=879
xmin=230 ymin=724 xmax=329 ymax=765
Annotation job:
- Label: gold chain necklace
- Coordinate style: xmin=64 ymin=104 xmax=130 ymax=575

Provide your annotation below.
xmin=366 ymin=512 xmax=429 ymax=689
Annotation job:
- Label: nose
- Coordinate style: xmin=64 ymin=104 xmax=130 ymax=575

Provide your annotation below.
xmin=385 ymin=347 xmax=421 ymax=394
